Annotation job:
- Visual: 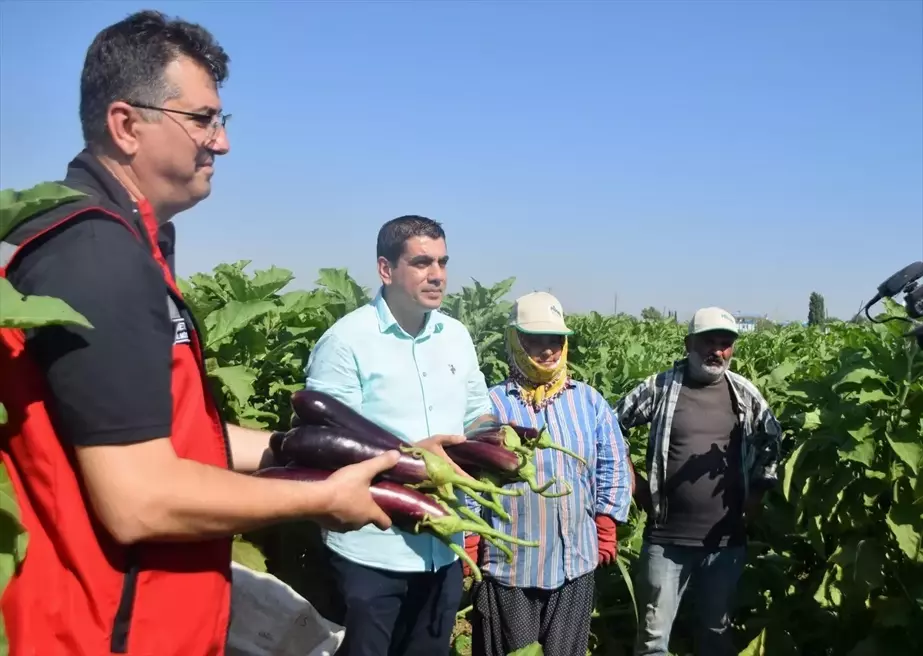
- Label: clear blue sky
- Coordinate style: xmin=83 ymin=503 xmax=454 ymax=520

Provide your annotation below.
xmin=2 ymin=0 xmax=921 ymax=322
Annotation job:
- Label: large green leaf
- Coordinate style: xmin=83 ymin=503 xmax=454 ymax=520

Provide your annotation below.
xmin=886 ymin=502 xmax=923 ymax=563
xmin=210 ymin=365 xmax=257 ymax=407
xmin=0 ymin=182 xmax=86 ymax=238
xmin=204 ymin=299 xmax=278 ymax=349
xmin=740 ymin=629 xmax=767 ymax=656
xmin=316 ymin=268 xmax=370 ymax=311
xmin=886 ymin=425 xmax=923 ymax=476
xmin=250 ymin=266 xmax=294 ymax=300
xmin=0 ymin=277 xmax=92 ymax=330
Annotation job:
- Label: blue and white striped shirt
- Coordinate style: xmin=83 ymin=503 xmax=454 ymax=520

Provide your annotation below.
xmin=465 ymin=379 xmax=633 ymax=590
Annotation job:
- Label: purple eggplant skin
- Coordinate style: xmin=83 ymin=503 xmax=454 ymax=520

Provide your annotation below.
xmin=445 ymin=440 xmax=520 ymax=474
xmin=466 ymin=428 xmax=506 ymax=447
xmin=290 ymin=390 xmax=405 ymax=450
xmin=269 ymin=431 xmax=290 ymax=465
xmin=252 ymin=465 xmax=448 ymax=531
xmin=279 ymin=424 xmax=428 ymax=486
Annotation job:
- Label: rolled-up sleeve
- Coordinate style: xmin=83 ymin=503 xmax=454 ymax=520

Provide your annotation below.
xmin=594 ymin=396 xmax=633 ymax=523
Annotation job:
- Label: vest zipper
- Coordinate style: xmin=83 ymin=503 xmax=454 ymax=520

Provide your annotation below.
xmin=110 ymin=558 xmax=140 ymax=653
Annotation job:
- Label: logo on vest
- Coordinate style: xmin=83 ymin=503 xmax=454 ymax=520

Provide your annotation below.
xmin=167 ymin=296 xmax=191 ymax=346
xmin=173 ymin=316 xmax=190 ymax=345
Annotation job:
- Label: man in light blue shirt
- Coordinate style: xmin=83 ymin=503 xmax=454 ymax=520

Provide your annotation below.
xmin=304 ymin=215 xmax=494 ymax=656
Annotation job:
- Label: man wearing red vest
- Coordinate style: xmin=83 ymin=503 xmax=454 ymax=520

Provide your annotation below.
xmin=0 ymin=10 xmax=400 ymax=655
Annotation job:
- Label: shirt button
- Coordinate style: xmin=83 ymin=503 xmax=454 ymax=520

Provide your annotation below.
xmin=428 ymin=406 xmax=433 ymax=411
xmin=422 ymin=372 xmax=427 ymax=377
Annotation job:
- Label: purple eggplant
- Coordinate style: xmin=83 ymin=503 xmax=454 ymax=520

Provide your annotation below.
xmin=278 ymin=424 xmax=521 ymax=519
xmin=252 ymin=465 xmax=539 ymax=581
xmin=445 ymin=440 xmax=521 ymax=475
xmin=290 ymin=390 xmax=403 ymax=449
xmin=280 ymin=424 xmax=429 ymax=486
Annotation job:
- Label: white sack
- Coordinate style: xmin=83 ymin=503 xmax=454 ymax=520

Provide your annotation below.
xmin=227 ymin=562 xmax=345 ymax=656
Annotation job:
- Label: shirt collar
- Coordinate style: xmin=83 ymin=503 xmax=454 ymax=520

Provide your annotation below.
xmin=373 ymin=286 xmax=444 ymax=339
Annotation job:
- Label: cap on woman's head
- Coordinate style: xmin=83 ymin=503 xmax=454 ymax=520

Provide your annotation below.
xmin=509 ymin=291 xmax=573 ymax=335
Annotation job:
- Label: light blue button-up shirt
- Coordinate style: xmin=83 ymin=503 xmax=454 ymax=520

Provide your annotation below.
xmin=303 ymin=287 xmax=493 ymax=573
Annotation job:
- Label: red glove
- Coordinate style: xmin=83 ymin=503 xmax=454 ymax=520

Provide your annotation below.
xmin=595 ymin=514 xmax=617 ymax=566
xmin=463 ymin=534 xmax=480 ymax=577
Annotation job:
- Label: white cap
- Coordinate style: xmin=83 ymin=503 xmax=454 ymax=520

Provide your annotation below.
xmin=509 ymin=291 xmax=573 ymax=335
xmin=688 ymin=306 xmax=739 ymax=336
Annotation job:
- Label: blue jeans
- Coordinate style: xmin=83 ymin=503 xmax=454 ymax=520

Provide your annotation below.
xmin=633 ymin=541 xmax=746 ymax=656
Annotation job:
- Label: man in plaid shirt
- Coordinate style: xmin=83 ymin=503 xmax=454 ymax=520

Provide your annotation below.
xmin=615 ymin=307 xmax=783 ymax=656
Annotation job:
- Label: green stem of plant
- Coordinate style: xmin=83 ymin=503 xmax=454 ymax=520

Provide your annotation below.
xmin=401 ymin=446 xmax=522 ymax=497
xmin=456 ymin=604 xmax=474 ymax=619
xmin=539 ymin=442 xmax=588 ymax=466
xmin=448 ymin=541 xmax=482 ymax=582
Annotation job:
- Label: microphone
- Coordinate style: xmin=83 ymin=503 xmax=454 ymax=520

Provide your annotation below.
xmin=863 ymin=261 xmax=923 ymax=314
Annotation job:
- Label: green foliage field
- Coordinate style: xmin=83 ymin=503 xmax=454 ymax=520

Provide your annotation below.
xmin=2 ymin=254 xmax=922 ymax=656
xmin=177 ymin=260 xmax=922 ymax=656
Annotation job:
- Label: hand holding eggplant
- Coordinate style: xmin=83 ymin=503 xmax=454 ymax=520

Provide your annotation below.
xmin=254 ymin=466 xmax=538 ymax=581
xmin=413 ymin=433 xmax=471 ymax=479
xmin=313 ymin=450 xmax=402 ymax=532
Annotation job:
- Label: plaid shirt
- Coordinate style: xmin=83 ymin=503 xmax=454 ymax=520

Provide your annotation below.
xmin=614 ymin=358 xmax=782 ymax=527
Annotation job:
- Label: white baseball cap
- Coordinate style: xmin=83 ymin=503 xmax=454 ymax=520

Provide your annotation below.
xmin=509 ymin=291 xmax=573 ymax=335
xmin=688 ymin=306 xmax=739 ymax=336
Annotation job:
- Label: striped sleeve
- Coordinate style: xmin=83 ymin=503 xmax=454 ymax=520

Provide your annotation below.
xmin=593 ymin=393 xmax=633 ymax=522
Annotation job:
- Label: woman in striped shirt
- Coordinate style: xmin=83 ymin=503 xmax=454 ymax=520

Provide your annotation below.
xmin=465 ymin=291 xmax=634 ymax=656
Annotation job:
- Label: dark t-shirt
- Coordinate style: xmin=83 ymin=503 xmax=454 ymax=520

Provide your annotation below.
xmin=647 ymin=375 xmax=746 ymax=548
xmin=7 ymin=213 xmax=176 ymax=447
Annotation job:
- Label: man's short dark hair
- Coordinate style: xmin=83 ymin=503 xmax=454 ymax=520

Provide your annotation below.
xmin=376 ymin=215 xmax=446 ymax=264
xmin=79 ymin=10 xmax=230 ymax=149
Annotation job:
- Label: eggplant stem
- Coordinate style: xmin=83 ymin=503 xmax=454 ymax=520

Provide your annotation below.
xmin=449 ymin=541 xmax=482 ymax=582
xmin=452 ymin=506 xmax=515 ymax=562
xmin=533 ymin=477 xmax=574 ymax=498
xmin=421 ymin=515 xmax=540 ymax=549
xmin=455 ymin=503 xmax=491 ymax=529
xmin=541 ymin=443 xmax=588 ymax=466
xmin=459 ymin=484 xmax=512 ymax=522
xmin=400 ymin=446 xmax=522 ymax=497
xmin=526 ymin=476 xmax=557 ymax=495
xmin=483 ymin=535 xmax=515 ymax=563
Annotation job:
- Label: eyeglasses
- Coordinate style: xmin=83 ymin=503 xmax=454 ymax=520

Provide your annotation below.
xmin=127 ymin=102 xmax=231 ymax=143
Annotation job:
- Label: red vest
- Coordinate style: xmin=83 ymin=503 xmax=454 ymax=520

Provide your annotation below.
xmin=0 ymin=192 xmax=233 ymax=654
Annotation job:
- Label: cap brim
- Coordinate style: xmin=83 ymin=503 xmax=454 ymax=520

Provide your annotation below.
xmin=689 ymin=325 xmax=739 ymax=336
xmin=514 ymin=322 xmax=574 ymax=336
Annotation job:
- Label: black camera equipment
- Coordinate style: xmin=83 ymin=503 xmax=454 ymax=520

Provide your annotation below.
xmin=859 ymin=261 xmax=923 ymax=348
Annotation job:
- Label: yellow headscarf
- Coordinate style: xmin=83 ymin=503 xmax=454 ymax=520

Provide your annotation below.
xmin=505 ymin=325 xmax=569 ymax=409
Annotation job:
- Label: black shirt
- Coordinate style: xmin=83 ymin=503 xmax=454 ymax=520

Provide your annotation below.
xmin=646 ymin=375 xmax=746 ymax=548
xmin=6 ymin=152 xmax=177 ymax=447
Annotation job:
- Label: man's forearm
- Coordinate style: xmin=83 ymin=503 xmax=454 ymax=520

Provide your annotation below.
xmin=227 ymin=423 xmax=275 ymax=473
xmin=77 ymin=439 xmax=334 ymax=545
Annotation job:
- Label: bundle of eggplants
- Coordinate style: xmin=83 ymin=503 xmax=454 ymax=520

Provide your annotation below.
xmin=258 ymin=390 xmax=543 ymax=580
xmin=450 ymin=421 xmax=588 ymax=502
xmin=253 ymin=465 xmax=533 ymax=581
